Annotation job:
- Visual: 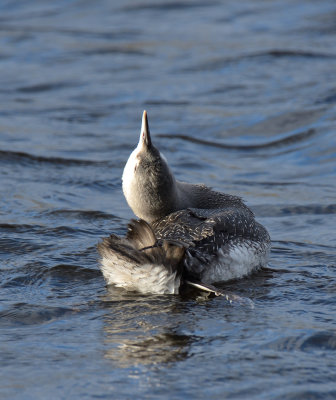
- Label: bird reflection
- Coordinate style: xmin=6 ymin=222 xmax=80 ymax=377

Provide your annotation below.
xmin=100 ymin=267 xmax=274 ymax=367
xmin=101 ymin=286 xmax=195 ymax=366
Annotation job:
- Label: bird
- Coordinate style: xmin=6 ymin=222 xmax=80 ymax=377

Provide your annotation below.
xmin=98 ymin=111 xmax=271 ymax=296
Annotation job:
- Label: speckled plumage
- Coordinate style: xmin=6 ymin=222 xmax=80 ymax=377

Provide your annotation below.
xmin=98 ymin=111 xmax=271 ymax=294
xmin=152 ymin=207 xmax=270 ymax=283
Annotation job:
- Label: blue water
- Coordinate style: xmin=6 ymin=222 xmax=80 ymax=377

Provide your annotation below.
xmin=1 ymin=1 xmax=336 ymax=399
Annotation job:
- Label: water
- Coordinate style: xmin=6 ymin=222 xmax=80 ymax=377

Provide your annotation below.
xmin=0 ymin=0 xmax=336 ymax=398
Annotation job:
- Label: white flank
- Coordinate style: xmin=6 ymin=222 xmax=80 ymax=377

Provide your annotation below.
xmin=200 ymin=241 xmax=270 ymax=283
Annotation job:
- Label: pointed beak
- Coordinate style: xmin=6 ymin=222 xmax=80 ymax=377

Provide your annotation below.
xmin=139 ymin=110 xmax=152 ymax=148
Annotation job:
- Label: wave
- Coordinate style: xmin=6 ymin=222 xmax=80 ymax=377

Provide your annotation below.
xmin=1 ymin=262 xmax=101 ymax=289
xmin=253 ymin=203 xmax=336 ymax=217
xmin=123 ymin=1 xmax=218 ymax=12
xmin=183 ymin=50 xmax=336 ymax=72
xmin=44 ymin=209 xmax=121 ymax=221
xmin=17 ymin=81 xmax=79 ymax=93
xmin=0 ymin=303 xmax=77 ymax=327
xmin=0 ymin=24 xmax=138 ymax=40
xmin=263 ymin=331 xmax=336 ymax=352
xmin=0 ymin=149 xmax=105 ymax=166
xmin=158 ymin=128 xmax=316 ymax=151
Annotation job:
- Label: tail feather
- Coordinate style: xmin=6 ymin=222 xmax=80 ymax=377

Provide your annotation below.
xmin=97 ymin=219 xmax=186 ymax=294
xmin=126 ymin=219 xmax=156 ymax=250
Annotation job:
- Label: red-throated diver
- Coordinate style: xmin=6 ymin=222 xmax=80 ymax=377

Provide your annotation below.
xmin=98 ymin=111 xmax=271 ymax=295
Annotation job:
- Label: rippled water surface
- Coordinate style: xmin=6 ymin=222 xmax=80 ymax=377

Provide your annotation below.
xmin=1 ymin=1 xmax=336 ymax=399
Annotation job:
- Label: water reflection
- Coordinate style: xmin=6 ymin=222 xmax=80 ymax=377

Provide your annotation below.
xmin=104 ymin=329 xmax=192 ymax=366
xmin=102 ymin=288 xmax=195 ymax=366
xmin=100 ymin=270 xmax=274 ymax=367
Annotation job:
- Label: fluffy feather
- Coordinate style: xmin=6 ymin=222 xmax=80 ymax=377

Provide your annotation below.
xmin=97 ymin=219 xmax=185 ymax=294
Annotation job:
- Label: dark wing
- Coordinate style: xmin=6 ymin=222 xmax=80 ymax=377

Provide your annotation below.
xmin=152 ymin=207 xmax=270 ymax=279
xmin=152 ymin=207 xmax=268 ymax=243
xmin=151 ymin=209 xmax=213 ymax=243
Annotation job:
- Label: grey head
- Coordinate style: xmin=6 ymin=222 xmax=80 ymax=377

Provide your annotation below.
xmin=122 ymin=111 xmax=179 ymax=223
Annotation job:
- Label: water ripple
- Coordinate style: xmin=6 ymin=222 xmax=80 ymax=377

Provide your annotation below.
xmin=0 ymin=303 xmax=78 ymax=327
xmin=17 ymin=81 xmax=80 ymax=93
xmin=254 ymin=204 xmax=336 ymax=217
xmin=122 ymin=1 xmax=219 ymax=12
xmin=263 ymin=331 xmax=336 ymax=352
xmin=183 ymin=50 xmax=336 ymax=72
xmin=158 ymin=128 xmax=316 ymax=151
xmin=0 ymin=149 xmax=104 ymax=166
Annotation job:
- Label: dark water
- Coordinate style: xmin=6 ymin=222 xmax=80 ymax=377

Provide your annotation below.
xmin=1 ymin=0 xmax=336 ymax=398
